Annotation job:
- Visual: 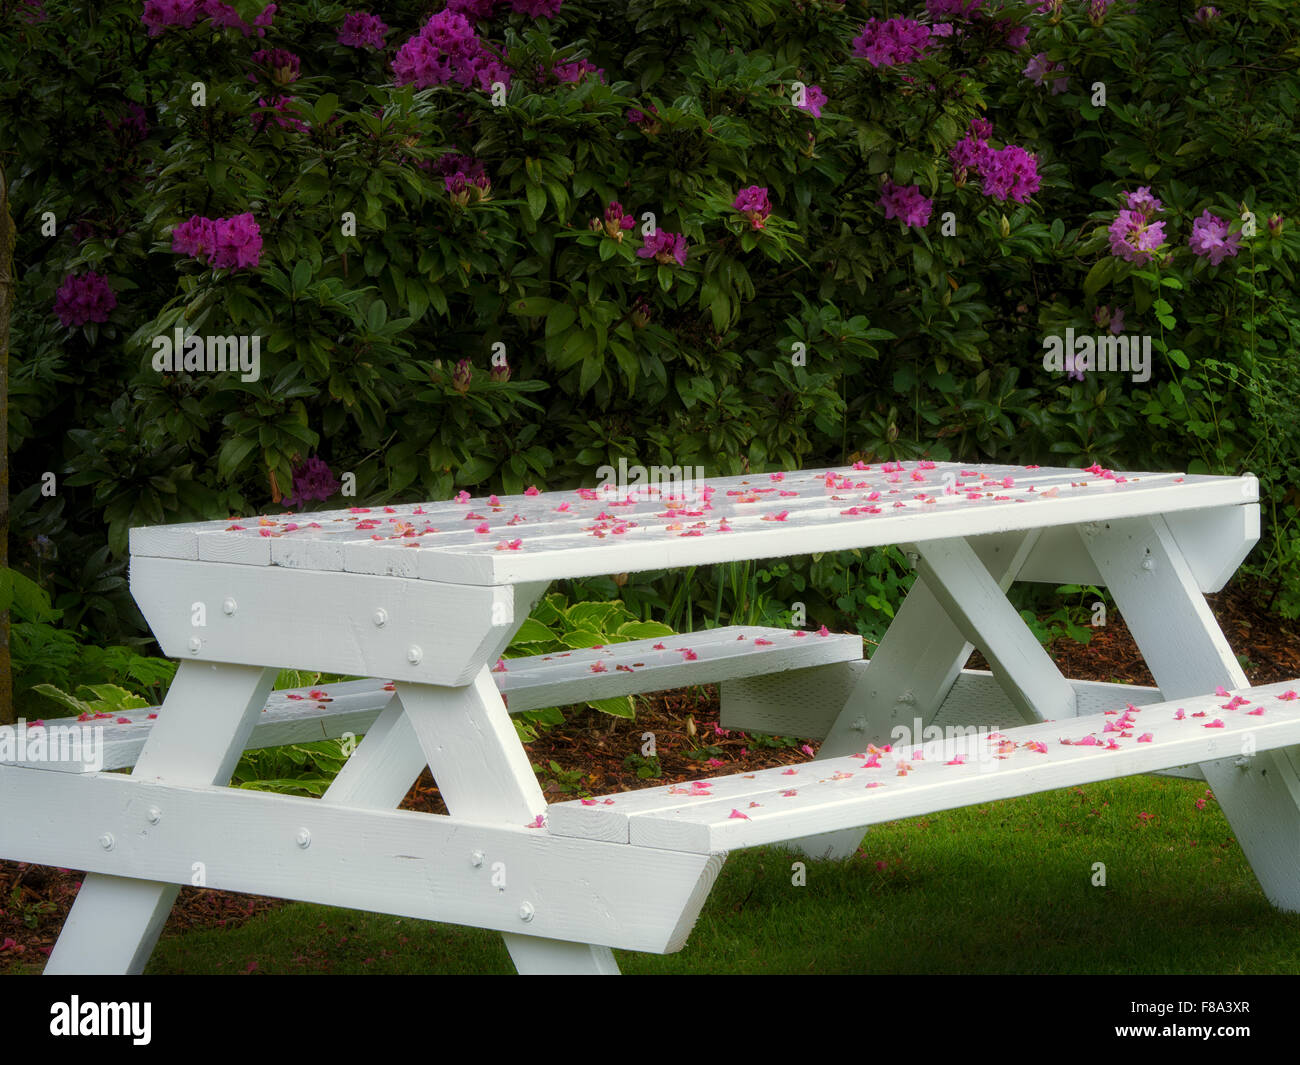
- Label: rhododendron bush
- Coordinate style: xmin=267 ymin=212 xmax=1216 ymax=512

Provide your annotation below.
xmin=4 ymin=0 xmax=1300 ymax=639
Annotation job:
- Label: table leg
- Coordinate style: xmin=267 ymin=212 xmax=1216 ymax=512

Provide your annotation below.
xmin=788 ymin=533 xmax=1038 ymax=860
xmin=1082 ymin=515 xmax=1300 ymax=912
xmin=45 ymin=661 xmax=275 ymax=975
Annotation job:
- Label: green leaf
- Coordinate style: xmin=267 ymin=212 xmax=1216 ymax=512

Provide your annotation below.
xmin=615 ymin=620 xmax=676 ymax=640
xmin=1083 ymin=257 xmax=1114 ymax=297
xmin=526 ymin=182 xmax=547 ymax=221
xmin=1167 ymin=348 xmax=1191 ymax=370
xmin=587 ymin=695 xmax=636 ymax=719
xmin=510 ymin=618 xmax=555 ymax=644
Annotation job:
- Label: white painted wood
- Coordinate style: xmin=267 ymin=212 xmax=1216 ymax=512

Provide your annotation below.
xmin=44 ymin=662 xmax=275 ymax=975
xmin=916 ymin=537 xmax=1077 ymax=724
xmin=1165 ymin=503 xmax=1260 ymax=594
xmin=127 ymin=464 xmax=1257 ymax=586
xmin=0 ymin=765 xmax=723 ymax=954
xmin=1013 ymin=525 xmax=1105 ymax=586
xmin=1081 ymin=515 xmax=1300 ymax=912
xmin=549 ymin=680 xmax=1300 ymax=853
xmin=130 ymin=557 xmax=517 ymax=685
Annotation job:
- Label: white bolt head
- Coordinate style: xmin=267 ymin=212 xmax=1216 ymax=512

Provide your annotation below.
xmin=99 ymin=833 xmax=115 ymax=850
xmin=471 ymin=851 xmax=485 ymax=867
xmin=296 ymin=828 xmax=311 ymax=848
xmin=147 ymin=807 xmax=162 ymax=825
xmin=222 ymin=597 xmax=237 ymax=615
xmin=518 ymin=901 xmax=535 ymax=922
xmin=407 ymin=646 xmax=423 ymax=665
xmin=1141 ymin=558 xmax=1154 ymax=571
xmin=373 ymin=608 xmax=388 ymax=627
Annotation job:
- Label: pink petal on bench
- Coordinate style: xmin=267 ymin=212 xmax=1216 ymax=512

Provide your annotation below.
xmin=754 ymin=638 xmax=773 ymax=646
xmin=781 ymin=768 xmax=798 ymax=776
xmin=729 ymin=809 xmax=750 ymax=820
xmin=1247 ymin=708 xmax=1265 ymax=715
xmin=525 ymin=814 xmax=546 ymax=828
xmin=1175 ymin=708 xmax=1186 ymax=720
xmin=1278 ymin=690 xmax=1298 ymax=700
xmin=1137 ymin=733 xmax=1153 ymax=742
xmin=1203 ymin=719 xmax=1226 ymax=728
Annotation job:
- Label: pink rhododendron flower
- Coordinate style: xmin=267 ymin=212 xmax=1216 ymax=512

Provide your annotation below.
xmin=392 ymin=9 xmax=511 ymax=93
xmin=338 ymin=11 xmax=388 ymax=48
xmin=1024 ymin=51 xmax=1068 ymax=94
xmin=732 ymin=185 xmax=772 ymax=229
xmin=637 ymin=229 xmax=689 ymax=267
xmin=1108 ymin=209 xmax=1166 ymax=264
xmin=851 ymin=17 xmax=933 ymax=67
xmin=53 ymin=272 xmax=116 ymax=327
xmin=1188 ymin=210 xmax=1242 ymax=265
xmin=796 ymin=84 xmax=827 ymax=117
xmin=878 ymin=180 xmax=933 ymax=227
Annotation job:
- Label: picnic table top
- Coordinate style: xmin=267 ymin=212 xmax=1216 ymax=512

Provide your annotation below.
xmin=129 ymin=461 xmax=1257 ymax=586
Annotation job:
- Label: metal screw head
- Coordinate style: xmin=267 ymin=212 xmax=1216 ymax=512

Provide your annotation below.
xmin=851 ymin=717 xmax=866 ymax=732
xmin=222 ymin=597 xmax=237 ymax=615
xmin=471 ymin=851 xmax=485 ymax=868
xmin=147 ymin=807 xmax=162 ymax=825
xmin=518 ymin=902 xmax=535 ymax=922
xmin=372 ymin=608 xmax=388 ymax=627
xmin=99 ymin=833 xmax=115 ymax=851
xmin=407 ymin=646 xmax=423 ymax=665
xmin=296 ymin=828 xmax=311 ymax=848
xmin=1141 ymin=558 xmax=1155 ymax=571
xmin=187 ymin=636 xmax=202 ymax=653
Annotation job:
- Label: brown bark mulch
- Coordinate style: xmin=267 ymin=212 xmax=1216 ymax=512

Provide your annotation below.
xmin=4 ymin=585 xmax=1299 ymax=970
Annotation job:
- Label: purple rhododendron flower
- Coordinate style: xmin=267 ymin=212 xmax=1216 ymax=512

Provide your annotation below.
xmin=796 ymin=84 xmax=827 ymax=118
xmin=926 ymin=0 xmax=983 ymax=15
xmin=976 ymin=144 xmax=1041 ymax=204
xmin=878 ymin=180 xmax=933 ymax=228
xmin=142 ymin=0 xmax=274 ymax=37
xmin=968 ymin=118 xmax=994 ymax=141
xmin=392 ymin=9 xmax=511 ymax=92
xmin=851 ymin=18 xmax=933 ymax=68
xmin=251 ymin=95 xmax=309 ymax=132
xmin=250 ymin=47 xmax=300 ymax=84
xmin=447 ymin=0 xmax=499 ymax=17
xmin=1188 ymin=210 xmax=1241 ymax=265
xmin=1024 ymin=52 xmax=1068 ymax=94
xmin=949 ymin=135 xmax=988 ymax=171
xmin=638 ymin=230 xmax=688 ymax=267
xmin=1120 ymin=185 xmax=1163 ymax=218
xmin=1108 ymin=209 xmax=1166 ymax=264
xmin=733 ymin=185 xmax=773 ymax=229
xmin=1093 ymin=305 xmax=1126 ymax=334
xmin=338 ymin=12 xmax=388 ymax=49
xmin=604 ymin=201 xmax=634 ymax=231
xmin=1194 ymin=5 xmax=1220 ymax=23
xmin=283 ymin=456 xmax=340 ymax=507
xmin=554 ymin=59 xmax=603 ymax=83
xmin=511 ymin=0 xmax=562 ymax=15
xmin=171 ymin=214 xmax=218 ymax=257
xmin=53 ymin=272 xmax=117 ymax=328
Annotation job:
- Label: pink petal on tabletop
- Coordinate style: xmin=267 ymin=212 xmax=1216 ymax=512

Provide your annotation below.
xmin=832 ymin=770 xmax=854 ymax=780
xmin=147 ymin=713 xmax=158 ymax=719
xmin=1213 ymin=685 xmax=1232 ymax=696
xmin=525 ymin=814 xmax=546 ymax=828
xmin=791 ymin=630 xmax=808 ymax=638
xmin=770 ymin=473 xmax=784 ymax=482
xmin=590 ymin=662 xmax=607 ymax=673
xmin=729 ymin=809 xmax=750 ymax=820
xmin=761 ymin=510 xmax=789 ymax=521
xmin=492 ymin=658 xmax=507 ymax=673
xmin=1026 ymin=741 xmax=1047 ymax=754
xmin=555 ymin=501 xmax=571 ymax=512
xmin=1221 ymin=696 xmax=1249 ymax=710
xmin=817 ymin=625 xmax=830 ymax=636
xmin=680 ymin=648 xmax=698 ymax=660
xmin=1203 ymin=719 xmax=1225 ymax=728
xmin=116 ymin=717 xmax=131 ymax=724
xmin=1277 ymin=690 xmax=1298 ymax=700
xmin=524 ymin=486 xmax=540 ymax=496
xmin=652 ymin=643 xmax=666 ymax=650
xmin=603 ymin=799 xmax=615 ymax=805
xmin=865 ymin=782 xmax=884 ymax=789
xmin=782 ymin=768 xmax=799 ymax=776
xmin=474 ymin=522 xmax=490 ymax=533
xmin=748 ymin=801 xmax=762 ymax=808
xmin=1247 ymin=708 xmax=1265 ymax=715
xmin=781 ymin=789 xmax=798 ymax=797
xmin=1137 ymin=733 xmax=1153 ymax=742
xmin=1175 ymin=708 xmax=1186 ymax=720
xmin=754 ymin=637 xmax=773 ymax=646
xmin=1192 ymin=711 xmax=1207 ymax=718
xmin=455 ymin=491 xmax=470 ymax=503
xmin=861 ymin=754 xmax=881 ymax=768
xmin=945 ymin=756 xmax=965 ymax=765
xmin=580 ymin=799 xmax=598 ymax=806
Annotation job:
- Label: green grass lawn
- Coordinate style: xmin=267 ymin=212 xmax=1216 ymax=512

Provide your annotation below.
xmin=90 ymin=774 xmax=1296 ymax=975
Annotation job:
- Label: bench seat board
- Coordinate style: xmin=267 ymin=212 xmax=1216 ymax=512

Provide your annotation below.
xmin=3 ymin=627 xmax=863 ymax=772
xmin=546 ymin=680 xmax=1300 ymax=852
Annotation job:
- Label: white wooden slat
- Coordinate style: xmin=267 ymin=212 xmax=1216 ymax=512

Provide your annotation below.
xmin=44 ymin=661 xmax=276 ymax=975
xmin=0 ymin=764 xmax=723 ymax=954
xmin=6 ymin=627 xmax=865 ymax=774
xmin=916 ymin=537 xmax=1077 ymax=724
xmin=547 ymin=680 xmax=1300 ymax=852
xmin=1165 ymin=503 xmax=1260 ymax=594
xmin=1082 ymin=515 xmax=1300 ymax=912
xmin=126 ymin=464 xmax=1257 ymax=586
xmin=130 ymin=557 xmax=517 ymax=686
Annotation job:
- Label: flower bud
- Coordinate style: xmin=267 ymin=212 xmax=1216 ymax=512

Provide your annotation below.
xmin=490 ymin=360 xmax=511 ymax=384
xmin=452 ymin=358 xmax=472 ymax=394
xmin=1268 ymin=213 xmax=1284 ymax=238
xmin=631 ymin=297 xmax=652 ymax=329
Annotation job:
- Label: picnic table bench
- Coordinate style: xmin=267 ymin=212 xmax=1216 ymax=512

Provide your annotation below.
xmin=3 ymin=461 xmax=1297 ymax=975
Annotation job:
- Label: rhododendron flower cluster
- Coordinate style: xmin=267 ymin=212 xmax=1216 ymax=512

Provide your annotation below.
xmin=53 ymin=272 xmax=117 ymax=327
xmin=638 ymin=230 xmax=689 ymax=267
xmin=1024 ymin=52 xmax=1068 ymax=94
xmin=592 ymin=201 xmax=634 ymax=239
xmin=392 ymin=9 xmax=511 ymax=92
xmin=141 ymin=0 xmax=276 ymax=38
xmin=282 ymin=456 xmax=340 ymax=506
xmin=732 ymin=185 xmax=772 ymax=229
xmin=249 ymin=47 xmax=300 ymax=84
xmin=878 ymin=180 xmax=933 ymax=228
xmin=337 ymin=11 xmax=388 ymax=48
xmin=1188 ymin=210 xmax=1241 ymax=265
xmin=796 ymin=84 xmax=827 ymax=118
xmin=171 ymin=212 xmax=263 ymax=270
xmin=851 ymin=17 xmax=933 ymax=67
xmin=552 ymin=59 xmax=603 ymax=84
xmin=949 ymin=121 xmax=1040 ymax=204
xmin=1107 ymin=187 xmax=1166 ymax=265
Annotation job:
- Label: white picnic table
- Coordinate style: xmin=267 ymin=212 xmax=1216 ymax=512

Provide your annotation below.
xmin=4 ymin=460 xmax=1299 ymax=975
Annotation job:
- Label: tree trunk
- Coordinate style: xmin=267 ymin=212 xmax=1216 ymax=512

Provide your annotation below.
xmin=0 ymin=160 xmax=13 ymax=723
